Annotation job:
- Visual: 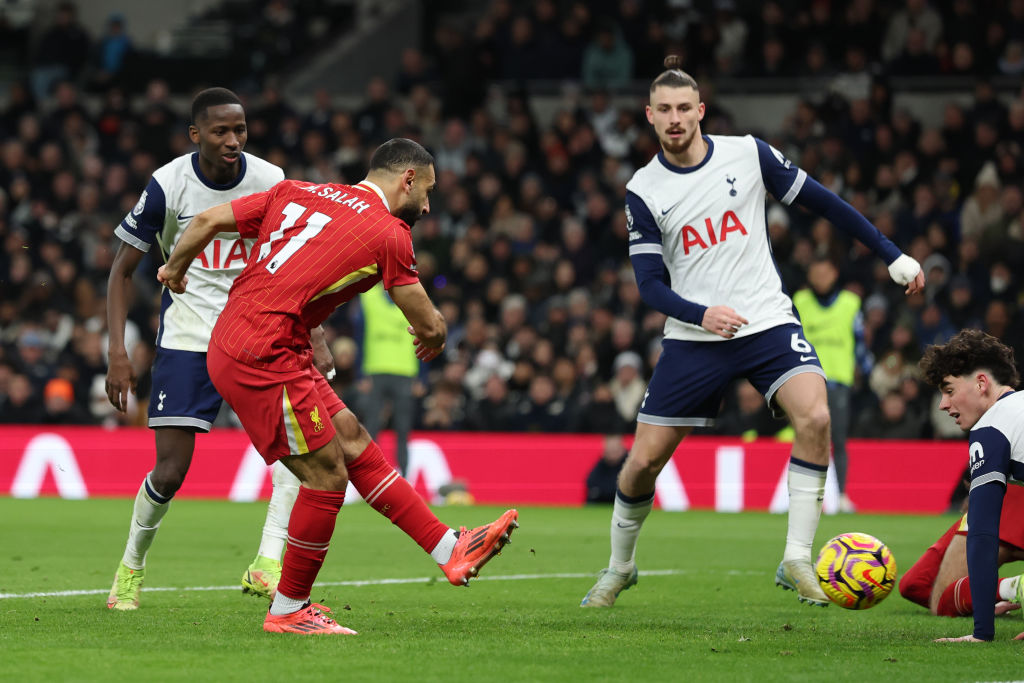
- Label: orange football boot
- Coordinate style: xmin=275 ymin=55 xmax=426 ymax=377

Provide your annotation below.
xmin=440 ymin=509 xmax=519 ymax=586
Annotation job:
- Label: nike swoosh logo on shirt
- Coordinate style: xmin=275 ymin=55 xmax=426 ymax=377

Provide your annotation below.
xmin=177 ymin=213 xmax=195 ymax=222
xmin=660 ymin=201 xmax=684 ymax=216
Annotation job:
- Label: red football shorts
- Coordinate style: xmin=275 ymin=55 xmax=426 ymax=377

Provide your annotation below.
xmin=954 ymin=483 xmax=1024 ymax=550
xmin=207 ymin=343 xmax=345 ymax=464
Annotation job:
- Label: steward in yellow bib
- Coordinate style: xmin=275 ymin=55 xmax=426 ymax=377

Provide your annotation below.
xmin=359 ymin=282 xmax=420 ymax=474
xmin=793 ymin=256 xmax=868 ymax=513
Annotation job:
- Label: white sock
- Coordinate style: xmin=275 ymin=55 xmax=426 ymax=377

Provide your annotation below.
xmin=121 ymin=474 xmax=172 ymax=570
xmin=269 ymin=591 xmax=308 ymax=616
xmin=999 ymin=575 xmax=1021 ymax=602
xmin=783 ymin=458 xmax=827 ymax=563
xmin=609 ymin=490 xmax=654 ymax=574
xmin=256 ymin=461 xmax=300 ymax=562
xmin=430 ymin=529 xmax=459 ymax=564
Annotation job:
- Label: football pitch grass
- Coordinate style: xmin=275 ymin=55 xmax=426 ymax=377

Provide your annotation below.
xmin=2 ymin=499 xmax=1024 ymax=682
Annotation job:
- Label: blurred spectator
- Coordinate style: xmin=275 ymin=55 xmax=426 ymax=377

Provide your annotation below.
xmin=943 ymin=275 xmax=983 ymax=330
xmin=853 ymin=390 xmax=928 ymax=439
xmin=888 ymin=27 xmax=941 ymax=76
xmin=581 ymin=21 xmax=634 ymax=90
xmin=508 ymin=374 xmax=563 ymax=432
xmin=960 ymin=161 xmax=1004 ymax=242
xmin=882 ymin=0 xmax=943 ymax=62
xmin=31 ymin=1 xmax=91 ymax=100
xmin=327 ymin=336 xmax=359 ymax=400
xmin=465 ymin=372 xmax=518 ymax=431
xmin=712 ymin=0 xmax=748 ymax=75
xmin=585 ymin=435 xmax=629 ymax=504
xmin=0 ymin=373 xmax=41 ymax=423
xmin=92 ymin=13 xmax=133 ymax=89
xmin=572 ymin=383 xmax=629 ymax=434
xmin=354 ymin=77 xmax=393 ymax=143
xmin=419 ymin=380 xmax=466 ymax=430
xmin=831 ymin=45 xmax=872 ymax=102
xmin=41 ymin=376 xmax=91 ymax=424
xmin=916 ymin=301 xmax=957 ymax=349
xmin=609 ymin=350 xmax=644 ymax=428
xmin=714 ymin=380 xmax=779 ymax=440
xmin=999 ymin=41 xmax=1024 ymax=75
xmin=869 ymin=345 xmax=920 ymax=400
xmin=395 ymin=47 xmax=437 ymax=95
xmin=15 ymin=328 xmax=54 ymax=391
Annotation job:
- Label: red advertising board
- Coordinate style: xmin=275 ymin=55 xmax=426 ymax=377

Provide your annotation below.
xmin=0 ymin=427 xmax=967 ymax=513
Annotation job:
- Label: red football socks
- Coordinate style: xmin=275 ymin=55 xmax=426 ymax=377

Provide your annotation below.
xmin=934 ymin=576 xmax=1013 ymax=617
xmin=936 ymin=576 xmax=972 ymax=616
xmin=347 ymin=441 xmax=448 ymax=553
xmin=276 ymin=486 xmax=345 ymax=601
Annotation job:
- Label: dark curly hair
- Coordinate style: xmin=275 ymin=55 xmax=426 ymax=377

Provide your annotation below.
xmin=920 ymin=329 xmax=1020 ymax=388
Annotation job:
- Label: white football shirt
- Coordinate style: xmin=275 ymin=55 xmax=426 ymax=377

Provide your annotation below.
xmin=968 ymin=390 xmax=1024 ymax=491
xmin=115 ymin=152 xmax=284 ymax=352
xmin=626 ymin=134 xmax=806 ymax=342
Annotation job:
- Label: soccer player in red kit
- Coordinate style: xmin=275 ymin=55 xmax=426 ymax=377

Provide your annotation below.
xmin=158 ymin=138 xmax=518 ymax=635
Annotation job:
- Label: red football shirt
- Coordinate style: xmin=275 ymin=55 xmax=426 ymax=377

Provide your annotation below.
xmin=211 ymin=179 xmax=419 ymax=370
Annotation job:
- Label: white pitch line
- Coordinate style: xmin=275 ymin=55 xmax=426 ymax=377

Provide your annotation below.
xmin=0 ymin=569 xmax=692 ymax=601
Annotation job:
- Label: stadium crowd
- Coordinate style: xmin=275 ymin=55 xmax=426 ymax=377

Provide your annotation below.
xmin=0 ymin=0 xmax=1022 ymax=442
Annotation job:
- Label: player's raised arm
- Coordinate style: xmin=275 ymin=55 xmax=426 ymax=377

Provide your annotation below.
xmin=754 ymin=138 xmax=925 ymax=296
xmin=157 ymin=202 xmax=237 ymax=293
xmin=388 ymin=281 xmax=447 ymax=361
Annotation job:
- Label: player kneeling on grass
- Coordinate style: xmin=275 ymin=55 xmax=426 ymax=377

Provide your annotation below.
xmin=900 ymin=479 xmax=1024 ymax=621
xmin=918 ymin=330 xmax=1024 ymax=643
xmin=158 ymin=138 xmax=518 ymax=635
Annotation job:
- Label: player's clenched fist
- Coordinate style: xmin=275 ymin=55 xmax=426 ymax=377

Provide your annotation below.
xmin=157 ymin=264 xmax=188 ymax=293
xmin=701 ymin=305 xmax=749 ymax=339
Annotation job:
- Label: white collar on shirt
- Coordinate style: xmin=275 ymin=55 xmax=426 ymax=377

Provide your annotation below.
xmin=356 ymin=180 xmax=390 ymax=212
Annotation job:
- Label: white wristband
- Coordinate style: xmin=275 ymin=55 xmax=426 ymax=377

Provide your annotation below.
xmin=325 ymin=368 xmax=337 ymax=381
xmin=887 ymin=254 xmax=921 ymax=286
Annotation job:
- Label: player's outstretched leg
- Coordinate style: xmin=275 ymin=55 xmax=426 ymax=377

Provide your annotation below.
xmin=343 ymin=433 xmax=513 ymax=584
xmin=335 ymin=412 xmax=517 ymax=586
xmin=107 ymin=473 xmax=171 ymax=610
xmin=440 ymin=509 xmax=519 ymax=586
xmin=242 ymin=461 xmax=298 ymax=599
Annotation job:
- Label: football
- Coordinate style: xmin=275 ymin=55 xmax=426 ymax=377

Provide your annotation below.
xmin=814 ymin=532 xmax=898 ymax=610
